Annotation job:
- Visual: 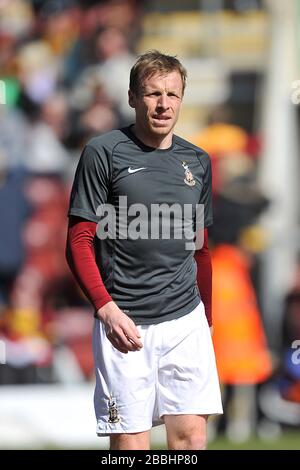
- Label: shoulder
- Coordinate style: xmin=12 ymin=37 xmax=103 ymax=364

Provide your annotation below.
xmin=173 ymin=134 xmax=211 ymax=168
xmin=86 ymin=128 xmax=132 ymax=154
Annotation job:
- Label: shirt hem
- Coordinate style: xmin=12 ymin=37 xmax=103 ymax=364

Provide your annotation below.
xmin=127 ymin=297 xmax=201 ymax=326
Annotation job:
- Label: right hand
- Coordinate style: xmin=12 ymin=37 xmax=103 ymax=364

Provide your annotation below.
xmin=96 ymin=301 xmax=143 ymax=354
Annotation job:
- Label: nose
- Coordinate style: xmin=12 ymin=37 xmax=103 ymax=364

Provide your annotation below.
xmin=157 ymin=93 xmax=169 ymax=110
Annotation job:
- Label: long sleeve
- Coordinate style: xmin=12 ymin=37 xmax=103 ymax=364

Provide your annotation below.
xmin=66 ymin=216 xmax=112 ymax=311
xmin=194 ymin=228 xmax=212 ymax=326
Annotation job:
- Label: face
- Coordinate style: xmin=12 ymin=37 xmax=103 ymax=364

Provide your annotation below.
xmin=129 ymin=70 xmax=183 ymax=143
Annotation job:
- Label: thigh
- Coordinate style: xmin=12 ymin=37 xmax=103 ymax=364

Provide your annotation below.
xmin=157 ymin=303 xmax=223 ymax=417
xmin=164 ymin=414 xmax=208 ymax=450
xmin=93 ymin=319 xmax=158 ymax=435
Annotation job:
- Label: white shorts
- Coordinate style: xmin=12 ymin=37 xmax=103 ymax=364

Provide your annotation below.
xmin=93 ymin=302 xmax=223 ymax=436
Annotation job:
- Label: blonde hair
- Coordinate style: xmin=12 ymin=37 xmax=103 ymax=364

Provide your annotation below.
xmin=129 ymin=50 xmax=187 ymax=96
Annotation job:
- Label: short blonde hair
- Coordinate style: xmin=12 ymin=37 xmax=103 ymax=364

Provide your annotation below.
xmin=129 ymin=50 xmax=187 ymax=96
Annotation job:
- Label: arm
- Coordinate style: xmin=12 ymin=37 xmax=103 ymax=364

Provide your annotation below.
xmin=194 ymin=228 xmax=213 ymax=331
xmin=66 ymin=216 xmax=142 ymax=353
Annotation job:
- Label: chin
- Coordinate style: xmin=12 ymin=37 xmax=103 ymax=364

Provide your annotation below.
xmin=152 ymin=128 xmax=170 ymax=136
xmin=150 ymin=124 xmax=172 ymax=135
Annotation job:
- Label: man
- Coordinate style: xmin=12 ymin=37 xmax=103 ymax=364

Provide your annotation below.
xmin=66 ymin=50 xmax=222 ymax=450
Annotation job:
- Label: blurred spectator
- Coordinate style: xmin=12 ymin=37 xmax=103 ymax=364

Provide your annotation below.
xmin=191 ymin=105 xmax=249 ymax=157
xmin=0 ymin=307 xmax=53 ymax=385
xmin=91 ymin=26 xmax=135 ymax=123
xmin=209 ymin=161 xmax=272 ymax=442
xmin=256 ymin=257 xmax=300 ymax=430
xmin=0 ymin=106 xmax=30 ymax=168
xmin=69 ymin=69 xmax=119 ymax=146
xmin=40 ymin=91 xmax=70 ymax=142
xmin=0 ymin=173 xmax=69 ymax=385
xmin=0 ymin=31 xmax=21 ymax=108
xmin=37 ymin=0 xmax=81 ymax=57
xmin=0 ymin=0 xmax=34 ymax=39
xmin=79 ymin=0 xmax=140 ymax=41
xmin=63 ymin=0 xmax=140 ymax=84
xmin=277 ymin=258 xmax=300 ymax=404
xmin=11 ymin=175 xmax=69 ymax=312
xmin=0 ymin=153 xmax=30 ymax=310
xmin=70 ymin=26 xmax=135 ymax=125
xmin=16 ymin=40 xmax=59 ymax=105
xmin=26 ymin=92 xmax=71 ymax=174
xmin=190 ymin=105 xmax=259 ymax=195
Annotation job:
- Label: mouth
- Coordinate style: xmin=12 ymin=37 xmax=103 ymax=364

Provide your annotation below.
xmin=152 ymin=115 xmax=172 ymax=125
xmin=152 ymin=115 xmax=171 ymax=120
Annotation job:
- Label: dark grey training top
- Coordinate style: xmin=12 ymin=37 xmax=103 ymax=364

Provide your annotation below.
xmin=68 ymin=126 xmax=213 ymax=325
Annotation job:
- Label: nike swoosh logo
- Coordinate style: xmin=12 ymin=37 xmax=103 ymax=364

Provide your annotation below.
xmin=128 ymin=167 xmax=147 ymax=174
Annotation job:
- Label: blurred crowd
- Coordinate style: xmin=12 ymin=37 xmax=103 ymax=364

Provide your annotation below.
xmin=0 ymin=0 xmax=141 ymax=384
xmin=0 ymin=0 xmax=299 ymax=440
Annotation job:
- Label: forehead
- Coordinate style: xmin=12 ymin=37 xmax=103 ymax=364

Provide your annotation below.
xmin=141 ymin=70 xmax=183 ymax=91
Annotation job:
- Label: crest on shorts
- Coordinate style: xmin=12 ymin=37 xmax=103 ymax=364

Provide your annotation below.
xmin=108 ymin=396 xmax=120 ymax=423
xmin=182 ymin=161 xmax=196 ymax=187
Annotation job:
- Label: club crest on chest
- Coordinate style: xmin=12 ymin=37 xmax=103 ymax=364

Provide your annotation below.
xmin=182 ymin=161 xmax=196 ymax=187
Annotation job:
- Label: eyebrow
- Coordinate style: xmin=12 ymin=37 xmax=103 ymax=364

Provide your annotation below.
xmin=143 ymin=86 xmax=181 ymax=96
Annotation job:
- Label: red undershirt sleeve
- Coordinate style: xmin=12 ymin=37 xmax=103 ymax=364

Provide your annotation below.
xmin=194 ymin=228 xmax=212 ymax=326
xmin=66 ymin=216 xmax=112 ymax=311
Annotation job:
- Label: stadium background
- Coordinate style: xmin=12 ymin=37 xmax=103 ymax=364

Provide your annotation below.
xmin=0 ymin=0 xmax=299 ymax=449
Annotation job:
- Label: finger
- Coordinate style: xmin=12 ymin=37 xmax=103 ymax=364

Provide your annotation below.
xmin=128 ymin=336 xmax=143 ymax=349
xmin=114 ymin=329 xmax=141 ymax=351
xmin=121 ymin=328 xmax=142 ymax=350
xmin=134 ymin=328 xmax=141 ymax=338
xmin=126 ymin=327 xmax=143 ymax=348
xmin=128 ymin=320 xmax=142 ymax=338
xmin=107 ymin=327 xmax=142 ymax=351
xmin=107 ymin=333 xmax=129 ymax=353
xmin=108 ymin=336 xmax=129 ymax=354
xmin=109 ymin=329 xmax=137 ymax=352
xmin=118 ymin=330 xmax=139 ymax=351
xmin=126 ymin=336 xmax=142 ymax=351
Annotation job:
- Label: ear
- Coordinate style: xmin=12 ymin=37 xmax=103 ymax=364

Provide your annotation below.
xmin=128 ymin=89 xmax=135 ymax=109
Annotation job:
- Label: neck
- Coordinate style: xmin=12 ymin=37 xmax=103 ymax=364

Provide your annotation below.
xmin=131 ymin=124 xmax=173 ymax=149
